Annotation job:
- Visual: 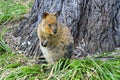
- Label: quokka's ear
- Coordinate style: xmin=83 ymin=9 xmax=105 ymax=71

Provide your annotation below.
xmin=53 ymin=11 xmax=60 ymax=17
xmin=42 ymin=12 xmax=49 ymax=18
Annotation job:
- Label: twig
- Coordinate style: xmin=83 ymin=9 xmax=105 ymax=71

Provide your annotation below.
xmin=46 ymin=66 xmax=54 ymax=80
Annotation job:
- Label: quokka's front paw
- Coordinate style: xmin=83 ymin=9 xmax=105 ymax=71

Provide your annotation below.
xmin=41 ymin=40 xmax=48 ymax=47
xmin=41 ymin=42 xmax=47 ymax=47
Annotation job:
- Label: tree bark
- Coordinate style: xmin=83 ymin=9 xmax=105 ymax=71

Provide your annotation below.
xmin=13 ymin=0 xmax=120 ymax=57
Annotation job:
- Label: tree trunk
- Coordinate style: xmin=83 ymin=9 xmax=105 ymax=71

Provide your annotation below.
xmin=13 ymin=0 xmax=120 ymax=57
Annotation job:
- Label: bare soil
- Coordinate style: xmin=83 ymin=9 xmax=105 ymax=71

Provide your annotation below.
xmin=0 ymin=20 xmax=21 ymax=51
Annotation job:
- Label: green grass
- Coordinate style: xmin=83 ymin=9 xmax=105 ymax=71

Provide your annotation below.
xmin=0 ymin=53 xmax=120 ymax=80
xmin=0 ymin=0 xmax=33 ymax=24
xmin=0 ymin=27 xmax=12 ymax=54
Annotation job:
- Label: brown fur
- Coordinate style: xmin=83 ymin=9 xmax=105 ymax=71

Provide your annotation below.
xmin=37 ymin=12 xmax=74 ymax=64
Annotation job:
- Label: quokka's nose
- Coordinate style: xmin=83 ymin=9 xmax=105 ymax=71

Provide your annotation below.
xmin=53 ymin=30 xmax=57 ymax=34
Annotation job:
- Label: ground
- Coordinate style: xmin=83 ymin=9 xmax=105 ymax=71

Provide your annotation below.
xmin=0 ymin=0 xmax=120 ymax=80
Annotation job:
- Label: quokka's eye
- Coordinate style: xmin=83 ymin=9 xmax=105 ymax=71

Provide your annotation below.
xmin=48 ymin=24 xmax=52 ymax=27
